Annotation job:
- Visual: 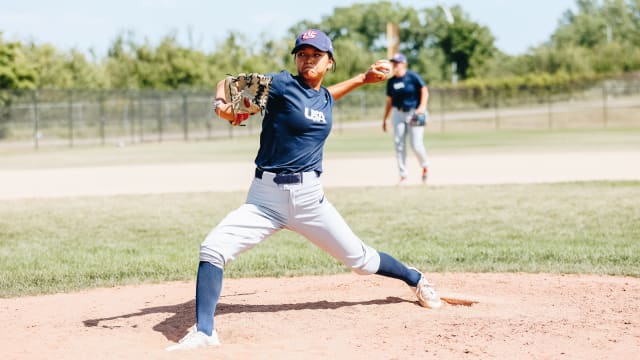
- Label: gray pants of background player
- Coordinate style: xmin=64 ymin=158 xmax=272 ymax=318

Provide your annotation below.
xmin=391 ymin=108 xmax=429 ymax=178
xmin=200 ymin=171 xmax=381 ymax=275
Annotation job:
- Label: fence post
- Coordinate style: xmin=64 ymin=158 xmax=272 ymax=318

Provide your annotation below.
xmin=138 ymin=92 xmax=144 ymax=143
xmin=157 ymin=92 xmax=163 ymax=143
xmin=67 ymin=90 xmax=74 ymax=147
xmin=547 ymin=86 xmax=553 ymax=130
xmin=493 ymin=88 xmax=500 ymax=130
xmin=602 ymin=84 xmax=608 ymax=128
xmin=121 ymin=94 xmax=128 ymax=145
xmin=128 ymin=91 xmax=135 ymax=144
xmin=31 ymin=90 xmax=39 ymax=150
xmin=99 ymin=91 xmax=106 ymax=145
xmin=439 ymin=89 xmax=446 ymax=133
xmin=182 ymin=92 xmax=189 ymax=141
xmin=207 ymin=96 xmax=213 ymax=140
xmin=78 ymin=97 xmax=84 ymax=144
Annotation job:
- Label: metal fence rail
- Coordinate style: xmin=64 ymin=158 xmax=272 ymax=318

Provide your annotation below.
xmin=1 ymin=79 xmax=639 ymax=149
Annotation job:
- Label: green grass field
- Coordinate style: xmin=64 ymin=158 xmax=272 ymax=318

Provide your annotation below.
xmin=1 ymin=128 xmax=639 ymax=298
xmin=1 ymin=182 xmax=638 ymax=298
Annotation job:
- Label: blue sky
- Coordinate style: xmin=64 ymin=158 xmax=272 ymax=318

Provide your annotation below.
xmin=1 ymin=0 xmax=576 ymax=57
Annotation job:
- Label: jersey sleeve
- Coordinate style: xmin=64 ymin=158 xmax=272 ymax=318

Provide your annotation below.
xmin=264 ymin=70 xmax=290 ymax=98
xmin=410 ymin=71 xmax=426 ymax=88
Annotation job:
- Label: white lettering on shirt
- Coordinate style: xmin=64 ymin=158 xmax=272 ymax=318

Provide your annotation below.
xmin=393 ymin=82 xmax=405 ymax=90
xmin=304 ymin=107 xmax=327 ymax=123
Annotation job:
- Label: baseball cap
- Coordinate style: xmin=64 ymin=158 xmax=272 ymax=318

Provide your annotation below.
xmin=390 ymin=53 xmax=407 ymax=63
xmin=291 ymin=29 xmax=334 ymax=58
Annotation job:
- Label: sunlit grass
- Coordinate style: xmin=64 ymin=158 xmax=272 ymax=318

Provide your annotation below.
xmin=1 ymin=181 xmax=638 ymax=298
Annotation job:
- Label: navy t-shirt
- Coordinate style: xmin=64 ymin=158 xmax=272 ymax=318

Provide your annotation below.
xmin=254 ymin=71 xmax=333 ymax=174
xmin=385 ymin=70 xmax=426 ymax=110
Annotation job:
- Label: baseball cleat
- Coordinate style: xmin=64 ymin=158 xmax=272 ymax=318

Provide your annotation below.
xmin=421 ymin=167 xmax=428 ymax=183
xmin=409 ymin=267 xmax=442 ymax=309
xmin=165 ymin=326 xmax=221 ymax=351
xmin=397 ymin=176 xmax=408 ymax=186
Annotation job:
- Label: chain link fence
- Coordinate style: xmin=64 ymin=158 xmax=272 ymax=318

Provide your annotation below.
xmin=1 ymin=78 xmax=639 ymax=149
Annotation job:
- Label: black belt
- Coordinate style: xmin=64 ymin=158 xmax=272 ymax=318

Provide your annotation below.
xmin=255 ymin=168 xmax=302 ymax=184
xmin=395 ymin=106 xmax=413 ymax=112
xmin=255 ymin=168 xmax=320 ymax=184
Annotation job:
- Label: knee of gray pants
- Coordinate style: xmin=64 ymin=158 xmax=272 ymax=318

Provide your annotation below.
xmin=346 ymin=245 xmax=381 ymax=275
xmin=199 ymin=244 xmax=226 ymax=269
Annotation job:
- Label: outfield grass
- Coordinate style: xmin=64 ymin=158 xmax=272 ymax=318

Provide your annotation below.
xmin=1 ymin=181 xmax=638 ymax=298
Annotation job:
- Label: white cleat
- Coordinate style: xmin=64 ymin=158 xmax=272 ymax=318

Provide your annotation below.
xmin=165 ymin=325 xmax=221 ymax=351
xmin=409 ymin=267 xmax=442 ymax=309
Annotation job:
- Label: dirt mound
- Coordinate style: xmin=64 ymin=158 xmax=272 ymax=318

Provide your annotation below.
xmin=2 ymin=272 xmax=638 ymax=359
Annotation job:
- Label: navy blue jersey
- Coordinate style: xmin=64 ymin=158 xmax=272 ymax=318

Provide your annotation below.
xmin=386 ymin=70 xmax=426 ymax=110
xmin=254 ymin=71 xmax=333 ymax=174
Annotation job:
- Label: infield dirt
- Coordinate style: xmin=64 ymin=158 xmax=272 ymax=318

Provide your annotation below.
xmin=1 ymin=272 xmax=639 ymax=359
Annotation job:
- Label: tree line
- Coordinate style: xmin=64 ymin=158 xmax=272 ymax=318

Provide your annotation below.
xmin=1 ymin=0 xmax=640 ymax=92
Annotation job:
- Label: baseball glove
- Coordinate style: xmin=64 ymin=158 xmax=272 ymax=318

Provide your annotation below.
xmin=410 ymin=112 xmax=427 ymax=126
xmin=224 ymin=73 xmax=272 ymax=118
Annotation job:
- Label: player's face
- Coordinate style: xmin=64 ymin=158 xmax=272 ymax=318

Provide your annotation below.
xmin=392 ymin=61 xmax=407 ymax=77
xmin=295 ymin=46 xmax=333 ymax=84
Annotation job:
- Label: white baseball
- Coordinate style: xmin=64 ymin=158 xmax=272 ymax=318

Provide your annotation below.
xmin=376 ymin=60 xmax=393 ymax=79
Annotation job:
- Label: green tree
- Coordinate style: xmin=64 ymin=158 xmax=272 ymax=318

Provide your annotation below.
xmin=0 ymin=33 xmax=37 ymax=139
xmin=0 ymin=34 xmax=36 ymax=90
xmin=553 ymin=0 xmax=608 ymax=48
xmin=106 ymin=32 xmax=215 ymax=90
xmin=553 ymin=0 xmax=640 ymax=48
xmin=288 ymin=2 xmax=496 ymax=83
xmin=206 ymin=32 xmax=292 ymax=87
xmin=105 ymin=32 xmax=139 ymax=89
xmin=19 ymin=42 xmax=104 ymax=89
xmin=153 ymin=34 xmax=210 ymax=89
xmin=531 ymin=0 xmax=640 ymax=75
xmin=431 ymin=6 xmax=496 ymax=80
xmin=64 ymin=49 xmax=106 ymax=89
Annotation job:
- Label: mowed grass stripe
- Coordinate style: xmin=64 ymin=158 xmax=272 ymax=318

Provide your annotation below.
xmin=1 ymin=181 xmax=638 ymax=298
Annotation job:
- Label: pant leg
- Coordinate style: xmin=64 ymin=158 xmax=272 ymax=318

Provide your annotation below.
xmin=408 ymin=116 xmax=429 ymax=168
xmin=197 ymin=178 xmax=286 ymax=335
xmin=391 ymin=108 xmax=410 ymax=178
xmin=200 ymin=179 xmax=285 ymax=268
xmin=287 ymin=182 xmax=381 ymax=275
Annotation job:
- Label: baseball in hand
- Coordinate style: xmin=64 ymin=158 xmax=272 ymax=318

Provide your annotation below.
xmin=374 ymin=60 xmax=393 ymax=80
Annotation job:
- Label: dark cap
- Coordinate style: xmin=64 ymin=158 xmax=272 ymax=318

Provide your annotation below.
xmin=291 ymin=29 xmax=334 ymax=58
xmin=390 ymin=53 xmax=407 ymax=63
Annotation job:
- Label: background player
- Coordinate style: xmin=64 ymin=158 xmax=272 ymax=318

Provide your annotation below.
xmin=166 ymin=29 xmax=442 ymax=351
xmin=382 ymin=53 xmax=431 ymax=184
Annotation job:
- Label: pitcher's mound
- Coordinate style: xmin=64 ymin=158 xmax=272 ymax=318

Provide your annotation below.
xmin=1 ymin=272 xmax=639 ymax=359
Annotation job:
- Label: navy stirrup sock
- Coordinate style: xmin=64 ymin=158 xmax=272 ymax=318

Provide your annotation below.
xmin=375 ymin=251 xmax=421 ymax=287
xmin=195 ymin=261 xmax=223 ymax=336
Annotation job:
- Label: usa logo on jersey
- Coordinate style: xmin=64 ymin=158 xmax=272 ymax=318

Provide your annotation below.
xmin=304 ymin=107 xmax=326 ymax=123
